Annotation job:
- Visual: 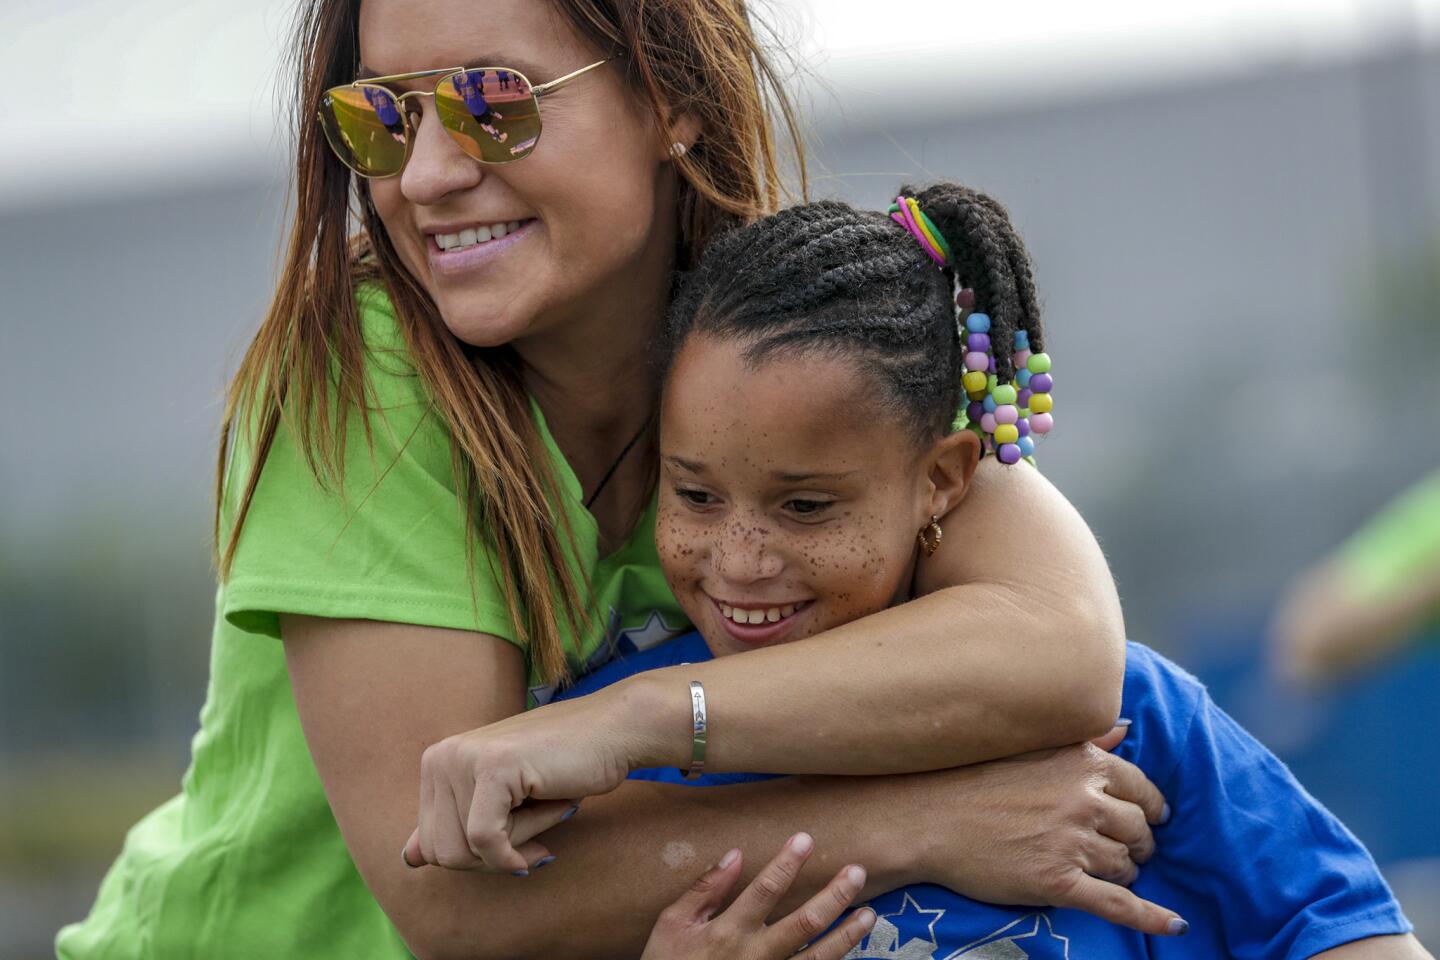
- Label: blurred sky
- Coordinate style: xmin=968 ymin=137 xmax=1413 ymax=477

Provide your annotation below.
xmin=3 ymin=0 xmax=1437 ymax=208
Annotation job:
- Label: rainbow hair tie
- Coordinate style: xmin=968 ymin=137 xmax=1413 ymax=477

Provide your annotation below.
xmin=889 ymin=196 xmax=950 ymax=266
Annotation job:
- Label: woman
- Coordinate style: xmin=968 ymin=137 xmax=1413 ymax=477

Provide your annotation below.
xmin=59 ymin=2 xmax=1169 ymax=958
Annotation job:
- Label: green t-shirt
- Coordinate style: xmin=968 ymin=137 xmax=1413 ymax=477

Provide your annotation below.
xmin=1335 ymin=470 xmax=1440 ymax=632
xmin=56 ymin=285 xmax=688 ymax=959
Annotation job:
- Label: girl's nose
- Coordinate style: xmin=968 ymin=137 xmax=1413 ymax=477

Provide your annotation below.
xmin=712 ymin=518 xmax=784 ymax=584
xmin=399 ymin=100 xmax=484 ymax=205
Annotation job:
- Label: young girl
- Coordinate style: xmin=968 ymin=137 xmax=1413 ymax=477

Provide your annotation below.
xmin=418 ymin=183 xmax=1424 ymax=958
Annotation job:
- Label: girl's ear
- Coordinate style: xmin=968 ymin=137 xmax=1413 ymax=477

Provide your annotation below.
xmin=926 ymin=430 xmax=982 ymax=522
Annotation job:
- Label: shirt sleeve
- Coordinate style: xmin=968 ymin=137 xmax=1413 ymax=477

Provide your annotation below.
xmin=1124 ymin=647 xmax=1411 ymax=959
xmin=220 ymin=285 xmax=521 ymax=646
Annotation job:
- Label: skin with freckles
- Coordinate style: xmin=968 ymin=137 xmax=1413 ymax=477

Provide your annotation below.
xmin=657 ymin=335 xmax=978 ymax=659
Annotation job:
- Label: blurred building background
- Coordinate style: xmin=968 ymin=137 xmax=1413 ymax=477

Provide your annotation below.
xmin=2 ymin=0 xmax=1439 ymax=955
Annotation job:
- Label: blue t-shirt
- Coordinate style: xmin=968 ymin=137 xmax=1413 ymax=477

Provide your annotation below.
xmin=557 ymin=636 xmax=1411 ymax=958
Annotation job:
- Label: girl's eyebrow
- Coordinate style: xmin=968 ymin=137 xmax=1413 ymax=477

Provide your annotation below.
xmin=665 ymin=455 xmax=707 ymax=474
xmin=773 ymin=469 xmax=857 ymax=483
xmin=666 ymin=456 xmax=857 ymax=483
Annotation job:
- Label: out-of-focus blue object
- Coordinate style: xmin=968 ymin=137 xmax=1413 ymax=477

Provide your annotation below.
xmin=1181 ymin=614 xmax=1440 ymax=867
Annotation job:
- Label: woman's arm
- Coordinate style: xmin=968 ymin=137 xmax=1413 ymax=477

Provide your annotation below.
xmin=282 ymin=615 xmax=1177 ymax=960
xmin=419 ymin=457 xmax=1123 ymax=830
xmin=636 ymin=455 xmax=1125 ymax=775
xmin=721 ymin=453 xmax=1125 ymax=768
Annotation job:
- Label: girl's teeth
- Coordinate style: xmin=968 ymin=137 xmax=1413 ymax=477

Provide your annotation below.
xmin=459 ymin=227 xmax=478 ymax=246
xmin=490 ymin=222 xmax=507 ymax=238
xmin=718 ymin=602 xmax=805 ymax=625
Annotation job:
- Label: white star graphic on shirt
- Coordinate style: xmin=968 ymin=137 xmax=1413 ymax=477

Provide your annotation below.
xmin=846 ymin=892 xmax=948 ymax=958
xmin=944 ymin=913 xmax=1071 ymax=959
xmin=619 ymin=609 xmax=687 ymax=651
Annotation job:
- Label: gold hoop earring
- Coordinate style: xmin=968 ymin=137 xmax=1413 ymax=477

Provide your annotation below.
xmin=916 ymin=516 xmax=943 ymax=557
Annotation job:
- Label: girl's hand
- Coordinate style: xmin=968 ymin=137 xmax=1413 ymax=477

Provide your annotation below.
xmin=903 ymin=723 xmax=1188 ymax=937
xmin=401 ymin=688 xmax=645 ymax=874
xmin=641 ymin=833 xmax=877 ymax=960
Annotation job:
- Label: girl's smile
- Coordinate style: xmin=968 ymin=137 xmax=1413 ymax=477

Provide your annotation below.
xmin=709 ymin=597 xmax=815 ymax=648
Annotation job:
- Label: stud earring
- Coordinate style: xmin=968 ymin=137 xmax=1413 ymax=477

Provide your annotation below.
xmin=669 ymin=141 xmax=688 ymax=158
xmin=916 ymin=516 xmax=943 ymax=557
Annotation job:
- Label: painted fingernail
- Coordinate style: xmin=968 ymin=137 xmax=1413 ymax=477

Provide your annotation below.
xmin=1168 ymin=917 xmax=1190 ymax=936
xmin=401 ymin=847 xmax=420 ymax=869
xmin=561 ymin=804 xmax=580 ymax=822
xmin=1115 ymin=717 xmax=1133 ymax=728
xmin=510 ymin=869 xmax=530 ymax=878
xmin=1159 ymin=802 xmax=1172 ymax=825
xmin=790 ymin=832 xmax=814 ymax=854
xmin=534 ymin=856 xmax=557 ymax=870
xmin=718 ymin=848 xmax=741 ymax=869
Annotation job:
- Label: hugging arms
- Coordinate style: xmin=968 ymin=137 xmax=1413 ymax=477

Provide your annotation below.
xmin=282 ymin=436 xmax=1162 ymax=959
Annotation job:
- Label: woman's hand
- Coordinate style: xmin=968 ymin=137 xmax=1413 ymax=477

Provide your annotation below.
xmin=900 ymin=724 xmax=1188 ymax=936
xmin=641 ymin=833 xmax=876 ymax=960
xmin=401 ymin=684 xmax=659 ymax=874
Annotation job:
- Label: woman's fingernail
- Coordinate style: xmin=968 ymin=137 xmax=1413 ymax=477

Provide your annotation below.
xmin=510 ymin=869 xmax=530 ymax=878
xmin=401 ymin=847 xmax=419 ymax=869
xmin=845 ymin=864 xmax=866 ymax=886
xmin=534 ymin=855 xmax=557 ymax=869
xmin=718 ymin=848 xmax=741 ymax=869
xmin=856 ymin=907 xmax=877 ymax=930
xmin=561 ymin=804 xmax=580 ymax=822
xmin=1159 ymin=802 xmax=1172 ymax=825
xmin=1115 ymin=717 xmax=1133 ymax=728
xmin=790 ymin=832 xmax=814 ymax=854
xmin=1168 ymin=917 xmax=1190 ymax=936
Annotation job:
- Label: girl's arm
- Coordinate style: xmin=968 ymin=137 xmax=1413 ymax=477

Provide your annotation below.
xmin=1312 ymin=937 xmax=1433 ymax=959
xmin=282 ymin=615 xmax=1177 ymax=960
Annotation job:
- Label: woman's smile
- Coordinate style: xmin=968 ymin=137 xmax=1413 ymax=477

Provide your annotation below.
xmin=425 ymin=216 xmax=539 ymax=276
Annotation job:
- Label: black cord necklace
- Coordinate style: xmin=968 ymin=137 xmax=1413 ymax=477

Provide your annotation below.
xmin=583 ymin=413 xmax=655 ymax=511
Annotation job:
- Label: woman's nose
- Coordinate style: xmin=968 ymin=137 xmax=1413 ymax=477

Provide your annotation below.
xmin=399 ymin=101 xmax=483 ymax=205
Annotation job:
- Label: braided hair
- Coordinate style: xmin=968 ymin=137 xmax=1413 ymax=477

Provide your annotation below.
xmin=661 ymin=182 xmax=1044 ymax=444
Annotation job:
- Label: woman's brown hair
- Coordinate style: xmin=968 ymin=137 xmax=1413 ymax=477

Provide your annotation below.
xmin=214 ymin=0 xmax=807 ymax=684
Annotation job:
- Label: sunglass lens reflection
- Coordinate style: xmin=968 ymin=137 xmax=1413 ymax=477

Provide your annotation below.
xmin=435 ymin=69 xmax=541 ymax=162
xmin=320 ymin=85 xmax=409 ymax=176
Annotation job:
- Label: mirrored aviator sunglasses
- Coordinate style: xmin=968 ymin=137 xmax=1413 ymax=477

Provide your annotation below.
xmin=317 ymin=58 xmax=613 ymax=178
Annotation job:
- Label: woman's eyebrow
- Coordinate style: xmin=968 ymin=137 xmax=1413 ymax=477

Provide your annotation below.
xmin=356 ymin=55 xmax=542 ymax=81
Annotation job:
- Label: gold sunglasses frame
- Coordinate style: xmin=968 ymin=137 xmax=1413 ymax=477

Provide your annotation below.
xmin=317 ymin=56 xmax=615 ymax=178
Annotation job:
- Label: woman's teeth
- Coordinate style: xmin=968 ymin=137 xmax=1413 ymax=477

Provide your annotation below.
xmin=718 ymin=603 xmax=799 ymax=625
xmin=435 ymin=221 xmax=523 ymax=251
